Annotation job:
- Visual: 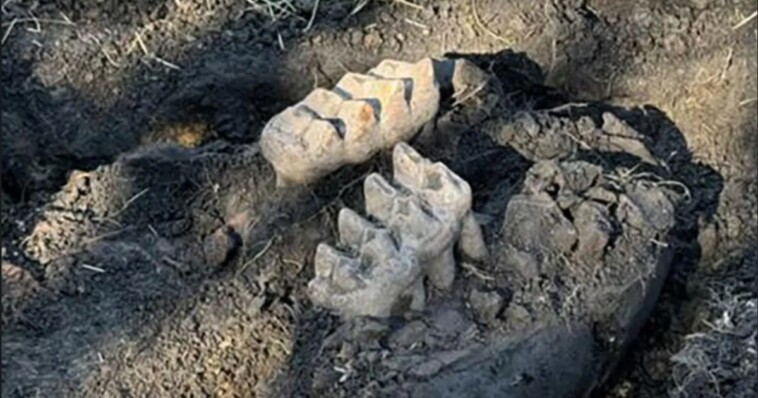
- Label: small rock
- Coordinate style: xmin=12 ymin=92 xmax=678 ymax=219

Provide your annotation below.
xmin=410 ymin=359 xmax=442 ymax=377
xmin=337 ymin=342 xmax=357 ymax=361
xmin=382 ymin=354 xmax=424 ymax=372
xmin=312 ymin=365 xmax=340 ymax=390
xmin=389 ymin=320 xmax=429 ymax=348
xmin=246 ymin=295 xmax=266 ymax=318
xmin=698 ymin=220 xmax=718 ymax=265
xmin=572 ymin=201 xmax=612 ymax=262
xmin=585 ymin=186 xmax=617 ymax=204
xmin=350 ymin=29 xmax=363 ymax=46
xmin=468 ymin=289 xmax=504 ymax=322
xmin=504 ymin=303 xmax=532 ymax=327
xmin=430 ymin=308 xmax=469 ymax=337
xmin=505 ymin=248 xmax=539 ymax=280
xmin=321 ymin=328 xmax=345 ymax=350
xmin=361 ymin=350 xmax=382 ymax=364
xmin=169 ymin=217 xmax=192 ymax=236
xmin=363 ymin=31 xmax=383 ymax=49
xmin=346 ymin=318 xmax=390 ymax=345
xmin=203 ymin=226 xmax=239 ymax=267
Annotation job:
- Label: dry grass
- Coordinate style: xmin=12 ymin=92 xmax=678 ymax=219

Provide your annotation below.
xmin=669 ymin=253 xmax=757 ymax=397
xmin=470 ymin=0 xmax=510 ymax=44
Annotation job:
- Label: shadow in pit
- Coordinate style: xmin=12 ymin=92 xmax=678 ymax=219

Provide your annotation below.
xmin=267 ymin=49 xmax=725 ymax=397
xmin=0 ymin=0 xmax=385 ymax=201
xmin=0 ymin=2 xmax=393 ymax=396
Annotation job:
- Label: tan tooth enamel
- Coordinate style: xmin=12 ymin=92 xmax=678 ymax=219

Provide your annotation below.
xmin=261 ymin=58 xmax=440 ymax=186
xmin=336 ymin=100 xmax=381 ymax=162
xmin=260 ymin=105 xmax=346 ymax=186
xmin=392 ymin=141 xmax=425 ymax=188
xmin=301 ymin=88 xmax=344 ymax=117
xmin=370 ymin=58 xmax=440 ymax=129
xmin=336 ymin=73 xmax=413 ymax=143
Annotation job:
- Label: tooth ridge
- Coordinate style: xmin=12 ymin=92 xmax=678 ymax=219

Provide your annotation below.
xmin=308 ymin=143 xmax=486 ymax=318
xmin=260 ymin=58 xmax=440 ymax=187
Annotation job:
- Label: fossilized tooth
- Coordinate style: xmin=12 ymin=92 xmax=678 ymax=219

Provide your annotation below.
xmin=363 ymin=173 xmax=400 ymax=223
xmin=300 ymin=88 xmax=344 ymax=117
xmin=259 ymin=105 xmax=345 ymax=186
xmin=335 ymin=73 xmax=414 ymax=145
xmin=391 ymin=143 xmax=487 ymax=260
xmin=301 ymin=88 xmax=382 ymax=162
xmin=335 ymin=100 xmax=382 ymax=163
xmin=337 ymin=207 xmax=384 ymax=251
xmin=369 ymin=58 xmax=440 ymax=133
xmin=309 ymin=143 xmax=487 ymax=317
xmin=363 ymin=174 xmax=453 ymax=256
xmin=392 ymin=143 xmax=472 ymax=219
xmin=261 ymin=58 xmax=441 ymax=187
xmin=364 ymin=172 xmax=458 ymax=290
xmin=388 ymin=196 xmax=457 ymax=290
xmin=459 ymin=212 xmax=489 ymax=260
xmin=308 ymin=210 xmax=422 ymax=318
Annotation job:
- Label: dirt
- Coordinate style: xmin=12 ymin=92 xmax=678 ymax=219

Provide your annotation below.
xmin=2 ymin=0 xmax=756 ymax=397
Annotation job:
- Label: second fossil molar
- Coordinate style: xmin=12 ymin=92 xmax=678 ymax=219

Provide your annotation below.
xmin=308 ymin=143 xmax=486 ymax=318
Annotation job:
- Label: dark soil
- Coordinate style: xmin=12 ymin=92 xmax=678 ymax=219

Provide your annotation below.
xmin=2 ymin=0 xmax=756 ymax=397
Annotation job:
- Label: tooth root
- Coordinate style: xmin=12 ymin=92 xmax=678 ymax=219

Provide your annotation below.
xmin=425 ymin=248 xmax=456 ymax=290
xmin=459 ymin=212 xmax=488 ymax=260
xmin=416 ymin=218 xmax=457 ymax=259
xmin=406 ymin=277 xmax=426 ymax=311
xmin=364 ymin=173 xmax=399 ymax=224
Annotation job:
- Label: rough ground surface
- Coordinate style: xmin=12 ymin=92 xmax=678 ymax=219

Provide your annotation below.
xmin=2 ymin=0 xmax=756 ymax=397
